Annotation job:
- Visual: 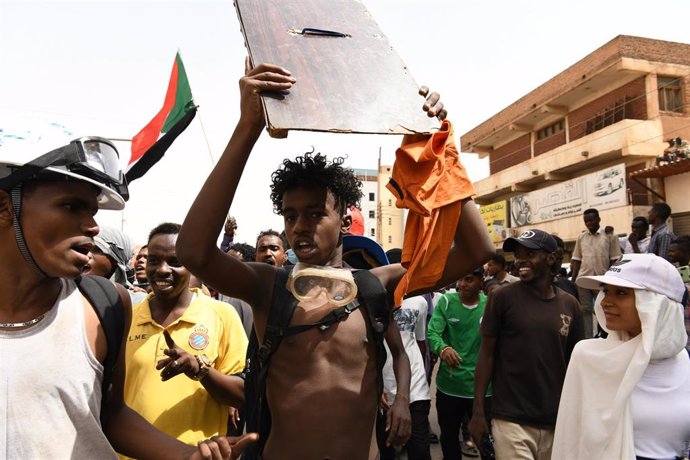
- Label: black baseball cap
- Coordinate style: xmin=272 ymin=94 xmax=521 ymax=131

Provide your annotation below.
xmin=470 ymin=266 xmax=484 ymax=277
xmin=503 ymin=229 xmax=558 ymax=253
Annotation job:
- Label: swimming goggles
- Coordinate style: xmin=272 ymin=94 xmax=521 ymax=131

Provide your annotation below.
xmin=287 ymin=263 xmax=358 ymax=307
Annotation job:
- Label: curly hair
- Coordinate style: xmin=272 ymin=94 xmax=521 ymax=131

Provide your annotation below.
xmin=270 ymin=151 xmax=362 ymax=216
xmin=228 ymin=242 xmax=256 ymax=262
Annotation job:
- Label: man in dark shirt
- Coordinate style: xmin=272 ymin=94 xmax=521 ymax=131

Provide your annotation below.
xmin=647 ymin=202 xmax=676 ymax=261
xmin=469 ymin=229 xmax=584 ymax=460
xmin=552 ymin=234 xmax=578 ymax=300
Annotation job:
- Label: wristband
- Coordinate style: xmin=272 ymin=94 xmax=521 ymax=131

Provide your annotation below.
xmin=191 ymin=354 xmax=211 ymax=381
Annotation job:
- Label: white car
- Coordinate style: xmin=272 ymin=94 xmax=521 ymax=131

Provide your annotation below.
xmin=593 ymin=169 xmax=624 ymax=196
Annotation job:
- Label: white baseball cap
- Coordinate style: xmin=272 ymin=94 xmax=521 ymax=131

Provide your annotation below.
xmin=576 ymin=253 xmax=686 ymax=303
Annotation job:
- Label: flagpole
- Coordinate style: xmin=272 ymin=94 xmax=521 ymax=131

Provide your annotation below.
xmin=105 ymin=137 xmax=132 ymax=233
xmin=176 ymin=46 xmax=214 ymax=166
xmin=196 ymin=111 xmax=216 ymax=166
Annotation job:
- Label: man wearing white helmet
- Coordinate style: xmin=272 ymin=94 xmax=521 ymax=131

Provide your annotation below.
xmin=0 ymin=136 xmax=253 ymax=459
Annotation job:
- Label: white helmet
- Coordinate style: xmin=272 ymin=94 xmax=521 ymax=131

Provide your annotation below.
xmin=0 ymin=130 xmax=127 ymax=210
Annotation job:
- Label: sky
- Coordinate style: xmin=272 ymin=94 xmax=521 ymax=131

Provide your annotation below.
xmin=1 ymin=0 xmax=688 ymax=246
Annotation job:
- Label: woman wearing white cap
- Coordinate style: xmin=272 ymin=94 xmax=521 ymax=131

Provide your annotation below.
xmin=552 ymin=253 xmax=690 ymax=459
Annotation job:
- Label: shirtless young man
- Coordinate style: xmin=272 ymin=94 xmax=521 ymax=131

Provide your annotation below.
xmin=176 ymin=62 xmax=493 ymax=459
xmin=0 ymin=136 xmax=253 ymax=459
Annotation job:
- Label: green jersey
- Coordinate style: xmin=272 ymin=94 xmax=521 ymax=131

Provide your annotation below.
xmin=428 ymin=292 xmax=490 ymax=398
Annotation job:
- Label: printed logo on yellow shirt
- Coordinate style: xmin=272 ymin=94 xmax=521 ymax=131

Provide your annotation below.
xmin=189 ymin=324 xmax=210 ymax=350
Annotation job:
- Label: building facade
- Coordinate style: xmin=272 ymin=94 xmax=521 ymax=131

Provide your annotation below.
xmin=353 ymin=168 xmax=379 ymax=239
xmin=377 ymin=164 xmax=405 ymax=251
xmin=461 ymin=35 xmax=690 ymax=251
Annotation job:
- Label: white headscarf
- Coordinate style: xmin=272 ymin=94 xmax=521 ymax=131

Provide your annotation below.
xmin=551 ymin=289 xmax=687 ymax=459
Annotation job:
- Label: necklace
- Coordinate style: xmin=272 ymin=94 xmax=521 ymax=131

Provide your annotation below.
xmin=0 ymin=313 xmax=47 ymax=329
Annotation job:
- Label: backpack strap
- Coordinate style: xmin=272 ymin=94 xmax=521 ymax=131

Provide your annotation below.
xmin=75 ymin=275 xmax=125 ymax=425
xmin=352 ymin=269 xmax=392 ymax=396
xmin=352 ymin=269 xmax=391 ymax=334
xmin=256 ymin=266 xmax=297 ymax=367
xmin=244 ymin=266 xmax=297 ymax=459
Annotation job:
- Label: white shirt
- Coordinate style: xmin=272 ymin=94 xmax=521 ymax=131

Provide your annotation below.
xmin=631 ymin=352 xmax=690 ymax=459
xmin=382 ymin=295 xmax=430 ymax=403
xmin=0 ymin=279 xmax=117 ymax=459
xmin=619 ymin=235 xmax=651 ymax=254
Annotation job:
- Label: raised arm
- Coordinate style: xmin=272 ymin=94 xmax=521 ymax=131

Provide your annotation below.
xmin=434 ymin=198 xmax=494 ymax=289
xmin=176 ymin=61 xmax=295 ymax=307
xmin=401 ymin=92 xmax=495 ymax=288
xmin=374 ymin=199 xmax=494 ymax=297
xmin=371 ymin=88 xmax=493 ymax=295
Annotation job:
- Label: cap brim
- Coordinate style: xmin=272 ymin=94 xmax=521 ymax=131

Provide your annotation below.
xmin=1 ymin=161 xmax=125 ymax=210
xmin=343 ymin=235 xmax=389 ymax=266
xmin=576 ymin=274 xmax=645 ymax=291
xmin=503 ymin=237 xmax=542 ymax=253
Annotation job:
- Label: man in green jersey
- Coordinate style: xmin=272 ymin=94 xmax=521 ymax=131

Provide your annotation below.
xmin=428 ymin=267 xmax=490 ymax=459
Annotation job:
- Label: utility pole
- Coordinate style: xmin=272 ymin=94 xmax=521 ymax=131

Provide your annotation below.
xmin=376 ymin=146 xmax=382 ymax=244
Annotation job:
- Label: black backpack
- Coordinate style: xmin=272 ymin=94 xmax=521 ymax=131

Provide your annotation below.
xmin=75 ymin=275 xmax=126 ymax=425
xmin=243 ymin=267 xmax=391 ymax=459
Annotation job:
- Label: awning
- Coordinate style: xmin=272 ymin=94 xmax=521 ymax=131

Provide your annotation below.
xmin=629 ymin=157 xmax=690 ymax=179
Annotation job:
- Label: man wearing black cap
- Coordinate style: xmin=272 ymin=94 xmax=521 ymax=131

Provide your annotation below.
xmin=469 ymin=229 xmax=584 ymax=460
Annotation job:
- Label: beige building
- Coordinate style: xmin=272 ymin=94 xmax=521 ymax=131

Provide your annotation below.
xmin=353 ymin=168 xmax=379 ymax=239
xmin=377 ymin=164 xmax=405 ymax=251
xmin=461 ymin=35 xmax=690 ymax=252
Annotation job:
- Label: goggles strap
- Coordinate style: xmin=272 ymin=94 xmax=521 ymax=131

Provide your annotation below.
xmin=282 ymin=300 xmax=360 ymax=336
xmin=11 ymin=186 xmax=48 ymax=278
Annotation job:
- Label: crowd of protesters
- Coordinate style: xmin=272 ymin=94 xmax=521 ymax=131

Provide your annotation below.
xmin=1 ymin=58 xmax=688 ymax=460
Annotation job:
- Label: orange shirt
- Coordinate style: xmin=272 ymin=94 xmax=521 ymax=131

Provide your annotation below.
xmin=386 ymin=120 xmax=475 ymax=306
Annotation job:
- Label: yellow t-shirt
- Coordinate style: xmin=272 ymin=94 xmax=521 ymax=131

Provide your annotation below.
xmin=124 ymin=289 xmax=248 ymax=445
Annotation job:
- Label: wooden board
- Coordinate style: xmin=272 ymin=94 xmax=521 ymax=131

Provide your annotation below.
xmin=234 ymin=0 xmax=440 ymax=138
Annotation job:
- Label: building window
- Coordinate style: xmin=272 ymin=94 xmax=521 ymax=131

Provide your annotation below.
xmin=388 ymin=199 xmax=392 ymax=206
xmin=536 ymin=119 xmax=564 ymax=140
xmin=369 ymin=210 xmax=375 ymax=219
xmin=370 ymin=228 xmax=375 ymax=237
xmin=369 ymin=192 xmax=375 ymax=201
xmin=388 ymin=236 xmax=392 ymax=244
xmin=658 ymin=76 xmax=683 ymax=113
xmin=586 ymin=97 xmax=630 ymax=134
xmin=388 ymin=218 xmax=392 ymax=225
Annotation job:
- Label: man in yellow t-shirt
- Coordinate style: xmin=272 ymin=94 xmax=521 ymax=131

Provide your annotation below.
xmin=124 ymin=223 xmax=247 ymax=446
